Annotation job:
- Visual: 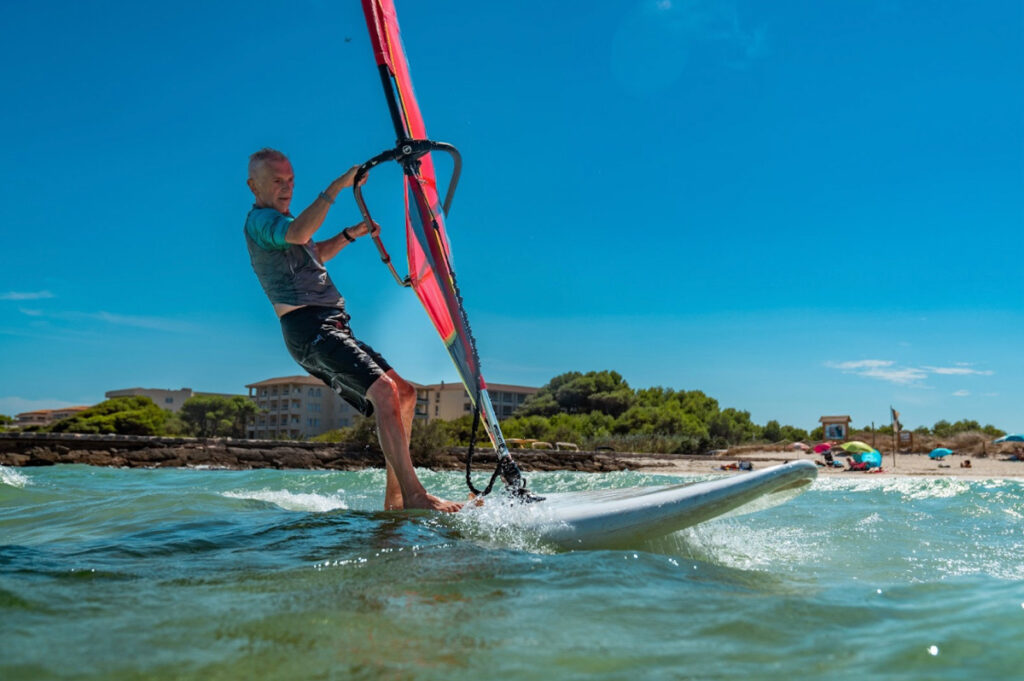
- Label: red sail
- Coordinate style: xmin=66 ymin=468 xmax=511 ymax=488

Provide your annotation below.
xmin=362 ymin=0 xmax=484 ymax=393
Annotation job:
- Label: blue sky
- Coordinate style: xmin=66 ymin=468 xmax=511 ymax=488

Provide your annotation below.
xmin=1 ymin=0 xmax=1021 ymax=433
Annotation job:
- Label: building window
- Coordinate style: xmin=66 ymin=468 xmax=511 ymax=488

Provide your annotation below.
xmin=434 ymin=406 xmax=439 ymax=416
xmin=464 ymin=402 xmax=471 ymax=412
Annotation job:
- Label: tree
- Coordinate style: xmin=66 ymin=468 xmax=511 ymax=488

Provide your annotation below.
xmin=981 ymin=424 xmax=1005 ymax=438
xmin=49 ymin=397 xmax=168 ymax=435
xmin=501 ymin=414 xmax=554 ymax=441
xmin=179 ymin=395 xmax=259 ymax=438
xmin=780 ymin=425 xmax=810 ymax=442
xmin=310 ymin=416 xmax=380 ymax=450
xmin=517 ymin=370 xmax=634 ymax=417
xmin=762 ymin=420 xmax=783 ymax=442
xmin=708 ymin=408 xmax=761 ymax=445
xmin=409 ymin=418 xmax=451 ymax=457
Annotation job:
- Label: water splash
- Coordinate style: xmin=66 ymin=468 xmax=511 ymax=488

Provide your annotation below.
xmin=0 ymin=465 xmax=29 ymax=488
xmin=451 ymin=496 xmax=563 ymax=553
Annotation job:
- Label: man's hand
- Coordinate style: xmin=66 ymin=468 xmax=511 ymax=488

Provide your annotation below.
xmin=348 ymin=220 xmax=380 ymax=238
xmin=320 ymin=165 xmax=367 ymax=203
xmin=338 ymin=164 xmax=366 ymax=190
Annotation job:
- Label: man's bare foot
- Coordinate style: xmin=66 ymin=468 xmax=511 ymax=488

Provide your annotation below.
xmin=404 ymin=492 xmax=463 ymax=513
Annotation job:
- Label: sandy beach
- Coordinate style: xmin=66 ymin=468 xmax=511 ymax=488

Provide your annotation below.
xmin=618 ymin=448 xmax=1024 ymax=479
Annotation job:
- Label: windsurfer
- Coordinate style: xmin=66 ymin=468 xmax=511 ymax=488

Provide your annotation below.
xmin=244 ymin=148 xmax=462 ymax=513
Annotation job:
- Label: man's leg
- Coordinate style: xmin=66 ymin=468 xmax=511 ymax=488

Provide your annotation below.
xmin=382 ymin=370 xmax=416 ymax=510
xmin=366 ymin=374 xmax=461 ymax=513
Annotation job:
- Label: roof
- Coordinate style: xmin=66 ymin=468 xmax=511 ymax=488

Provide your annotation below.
xmin=16 ymin=409 xmax=53 ymax=417
xmin=245 ymin=375 xmax=328 ymax=388
xmin=106 ymin=387 xmax=191 ymax=393
xmin=819 ymin=415 xmax=852 ymax=422
xmin=16 ymin=406 xmax=90 ymax=418
xmin=419 ymin=381 xmax=539 ymax=393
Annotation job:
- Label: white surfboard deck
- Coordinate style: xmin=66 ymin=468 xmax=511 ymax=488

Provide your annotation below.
xmin=511 ymin=460 xmax=817 ymax=550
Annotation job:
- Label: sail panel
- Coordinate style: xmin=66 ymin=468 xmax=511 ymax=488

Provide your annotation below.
xmin=361 ymin=0 xmax=493 ymax=420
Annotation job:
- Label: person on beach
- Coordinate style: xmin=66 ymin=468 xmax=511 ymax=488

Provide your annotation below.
xmin=244 ymin=148 xmax=462 ymax=513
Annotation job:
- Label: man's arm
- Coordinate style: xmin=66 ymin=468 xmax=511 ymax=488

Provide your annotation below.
xmin=315 ymin=220 xmax=376 ymax=262
xmin=284 ymin=165 xmax=362 ymax=245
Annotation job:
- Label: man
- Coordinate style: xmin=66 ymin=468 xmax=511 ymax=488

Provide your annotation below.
xmin=244 ymin=148 xmax=461 ymax=513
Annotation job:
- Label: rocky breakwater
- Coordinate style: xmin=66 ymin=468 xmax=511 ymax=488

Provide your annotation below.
xmin=0 ymin=433 xmax=638 ymax=473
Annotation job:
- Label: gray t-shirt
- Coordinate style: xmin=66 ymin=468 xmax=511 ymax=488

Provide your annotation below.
xmin=244 ymin=206 xmax=345 ymax=308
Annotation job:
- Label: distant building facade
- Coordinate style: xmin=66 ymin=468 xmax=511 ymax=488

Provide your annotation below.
xmin=245 ymin=376 xmax=361 ymax=440
xmin=15 ymin=406 xmax=90 ymax=428
xmin=416 ymin=382 xmax=539 ymax=422
xmin=105 ymin=388 xmax=193 ymax=412
xmin=104 ymin=387 xmax=241 ymax=413
xmin=242 ymin=376 xmax=539 ymax=440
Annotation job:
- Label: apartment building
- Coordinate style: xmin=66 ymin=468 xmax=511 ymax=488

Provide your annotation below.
xmin=416 ymin=382 xmax=539 ymax=422
xmin=245 ymin=375 xmax=361 ymax=440
xmin=15 ymin=406 xmax=91 ymax=428
xmin=105 ymin=387 xmax=193 ymax=412
xmin=104 ymin=387 xmax=239 ymax=413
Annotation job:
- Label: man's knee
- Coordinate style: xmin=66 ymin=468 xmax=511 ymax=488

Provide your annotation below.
xmin=366 ymin=374 xmax=401 ymax=412
xmin=386 ymin=370 xmax=417 ymax=408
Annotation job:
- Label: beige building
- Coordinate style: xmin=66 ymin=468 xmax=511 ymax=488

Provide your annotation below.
xmin=245 ymin=376 xmax=361 ymax=440
xmin=416 ymin=381 xmax=539 ymax=422
xmin=15 ymin=406 xmax=91 ymax=428
xmin=105 ymin=387 xmax=240 ymax=413
xmin=105 ymin=387 xmax=194 ymax=412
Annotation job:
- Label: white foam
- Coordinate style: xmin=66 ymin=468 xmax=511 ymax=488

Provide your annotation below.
xmin=812 ymin=475 xmax=973 ymax=500
xmin=222 ymin=489 xmax=348 ymax=512
xmin=0 ymin=465 xmax=29 ymax=488
xmin=453 ymin=498 xmax=564 ymax=553
xmin=645 ymin=520 xmax=824 ymax=571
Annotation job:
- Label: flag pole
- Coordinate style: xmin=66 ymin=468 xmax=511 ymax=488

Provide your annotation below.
xmin=890 ymin=406 xmax=898 ymax=469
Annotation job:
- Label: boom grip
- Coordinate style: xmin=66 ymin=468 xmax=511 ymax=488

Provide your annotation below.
xmin=352 ymin=138 xmax=463 ymax=289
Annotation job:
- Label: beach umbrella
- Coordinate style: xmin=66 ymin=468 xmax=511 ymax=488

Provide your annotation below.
xmin=813 ymin=443 xmax=832 ymax=454
xmin=839 ymin=441 xmax=874 ymax=454
xmin=852 ymin=450 xmax=883 ymax=468
xmin=929 ymin=447 xmax=953 ymax=459
xmin=993 ymin=434 xmax=1024 ymax=443
xmin=790 ymin=442 xmax=810 ymax=451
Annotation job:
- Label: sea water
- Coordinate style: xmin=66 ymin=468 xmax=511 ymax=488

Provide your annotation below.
xmin=1 ymin=464 xmax=1022 ymax=680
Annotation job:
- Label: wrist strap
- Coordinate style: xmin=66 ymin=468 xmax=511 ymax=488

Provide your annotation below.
xmin=342 ymin=228 xmax=355 ymax=243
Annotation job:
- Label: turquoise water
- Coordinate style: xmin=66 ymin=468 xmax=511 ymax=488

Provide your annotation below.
xmin=2 ymin=465 xmax=1022 ymax=680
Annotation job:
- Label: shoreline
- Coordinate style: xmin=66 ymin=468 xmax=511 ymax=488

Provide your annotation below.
xmin=619 ymin=449 xmax=1024 ymax=480
xmin=2 ymin=433 xmax=1022 ymax=479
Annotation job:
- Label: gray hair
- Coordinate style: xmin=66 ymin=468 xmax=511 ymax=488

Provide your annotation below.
xmin=248 ymin=148 xmax=289 ymax=179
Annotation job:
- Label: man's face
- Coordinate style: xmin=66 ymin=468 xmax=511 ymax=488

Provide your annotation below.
xmin=248 ymin=158 xmax=294 ymax=214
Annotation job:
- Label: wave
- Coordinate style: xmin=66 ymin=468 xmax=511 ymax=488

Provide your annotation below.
xmin=221 ymin=488 xmax=348 ymax=512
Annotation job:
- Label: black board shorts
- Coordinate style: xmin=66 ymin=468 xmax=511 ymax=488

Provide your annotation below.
xmin=279 ymin=306 xmax=393 ymax=417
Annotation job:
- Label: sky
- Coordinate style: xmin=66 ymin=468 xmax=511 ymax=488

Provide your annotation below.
xmin=1 ymin=0 xmax=1021 ymax=433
